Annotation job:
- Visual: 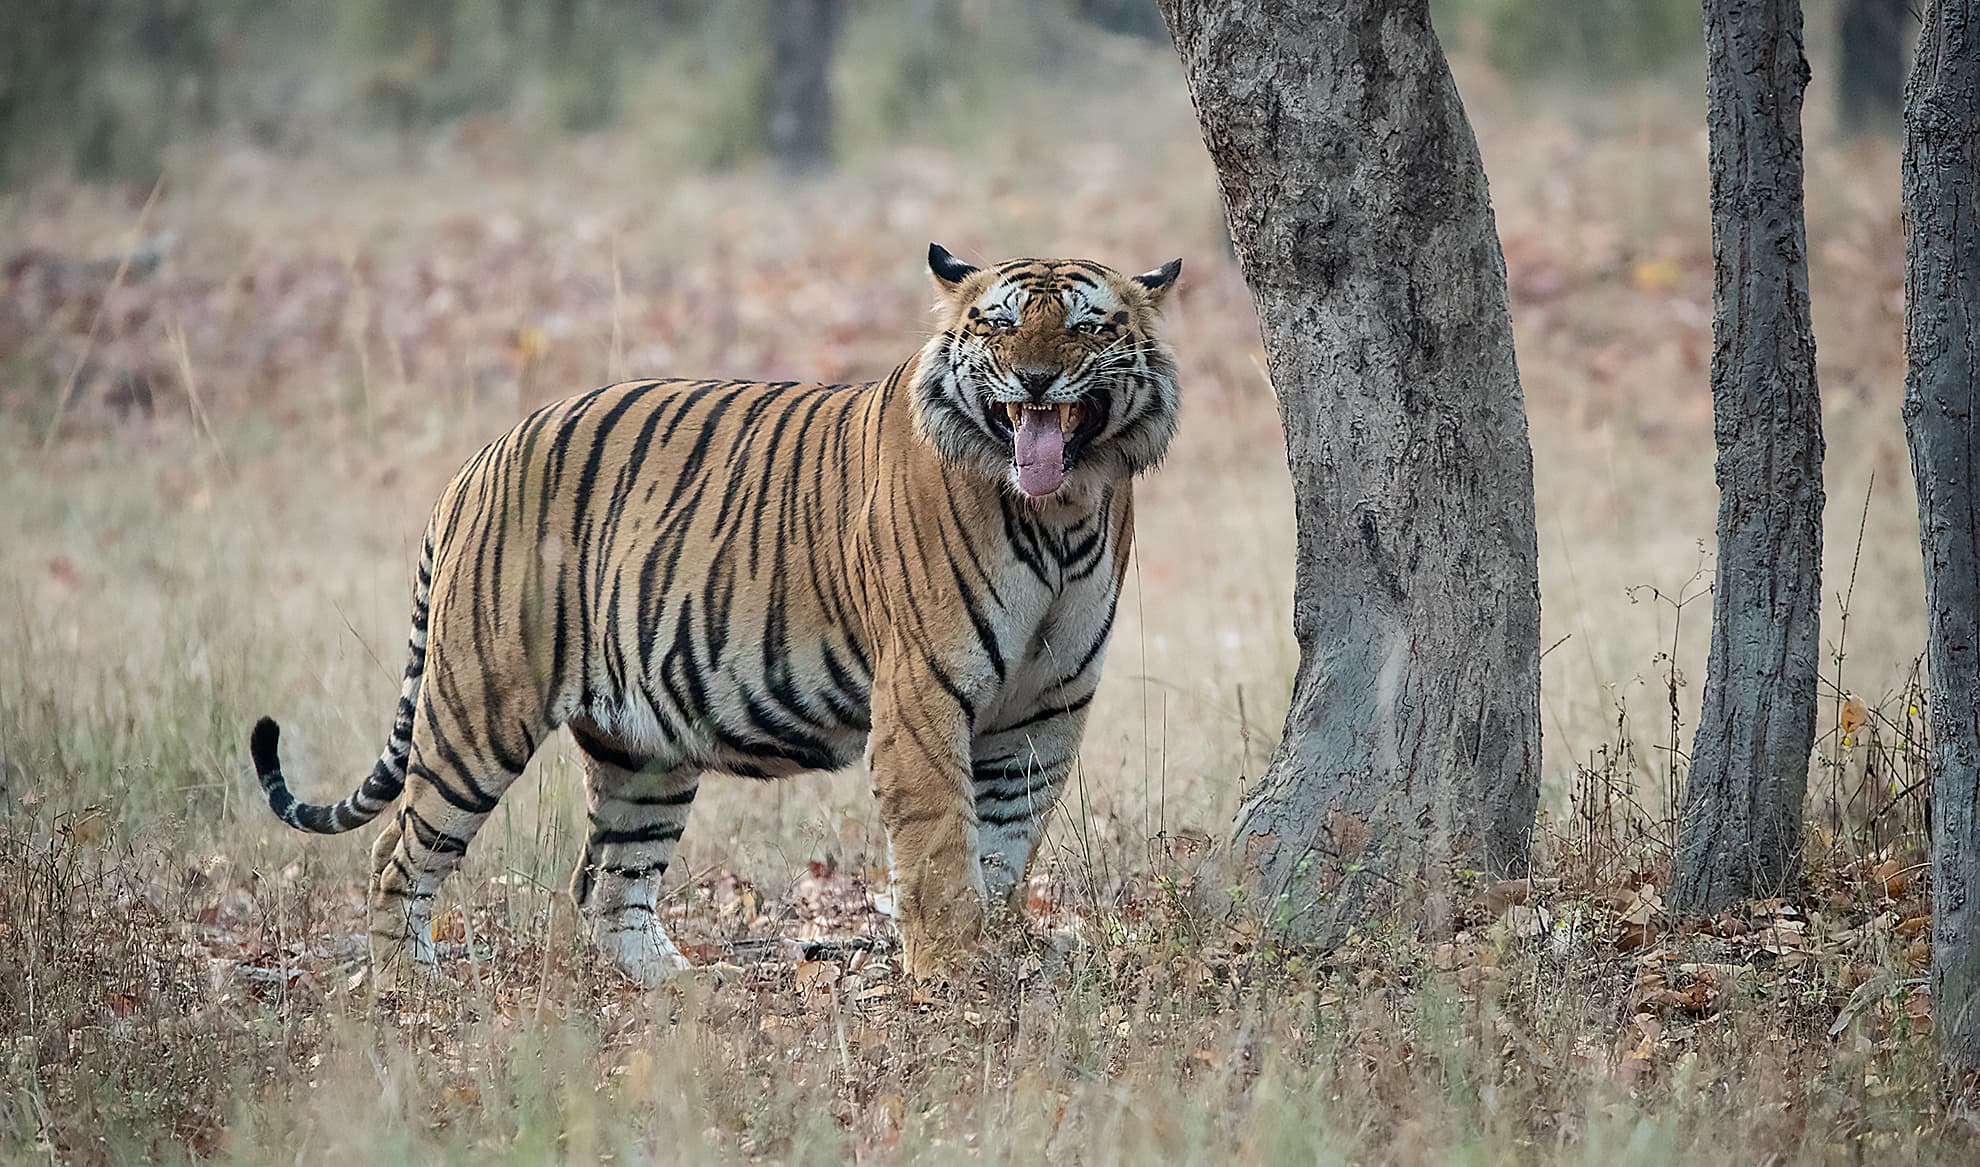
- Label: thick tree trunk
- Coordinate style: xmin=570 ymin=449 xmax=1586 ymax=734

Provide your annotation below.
xmin=1901 ymin=0 xmax=1980 ymax=1075
xmin=1156 ymin=0 xmax=1541 ymax=942
xmin=765 ymin=0 xmax=839 ymax=174
xmin=1838 ymin=0 xmax=1909 ymax=135
xmin=1674 ymin=0 xmax=1824 ymax=917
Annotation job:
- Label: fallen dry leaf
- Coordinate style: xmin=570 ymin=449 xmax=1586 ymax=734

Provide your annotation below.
xmin=1484 ymin=879 xmax=1531 ymax=915
xmin=1752 ymin=925 xmax=1805 ymax=954
xmin=1839 ymin=696 xmax=1869 ymax=737
xmin=61 ymin=806 xmax=113 ymax=847
xmin=794 ymin=959 xmax=841 ymax=993
xmin=1905 ymin=985 xmax=1933 ymax=1036
xmin=1619 ymin=885 xmax=1664 ymax=927
xmin=432 ymin=910 xmax=467 ymax=944
xmin=1827 ymin=972 xmax=1891 ymax=1038
xmin=1631 ymin=258 xmax=1682 ymax=292
xmin=1869 ymin=859 xmax=1911 ymax=898
xmin=1505 ymin=904 xmax=1550 ymax=938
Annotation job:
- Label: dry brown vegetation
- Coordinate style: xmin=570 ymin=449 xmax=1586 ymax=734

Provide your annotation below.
xmin=2 ymin=48 xmax=1973 ymax=1165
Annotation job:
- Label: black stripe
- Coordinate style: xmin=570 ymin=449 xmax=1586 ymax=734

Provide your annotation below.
xmin=600 ymin=862 xmax=669 ymax=881
xmin=978 ymin=802 xmax=1040 ymax=828
xmin=589 ymin=821 xmax=686 ymax=847
xmin=988 ymin=692 xmax=1094 ymax=736
xmin=406 ymin=759 xmax=497 ymax=816
xmin=569 ymin=722 xmax=650 ymax=773
xmin=402 ymin=805 xmax=471 ymax=856
xmin=615 ymin=786 xmax=699 ymax=807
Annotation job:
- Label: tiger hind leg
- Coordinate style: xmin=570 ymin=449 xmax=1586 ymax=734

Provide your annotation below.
xmin=568 ymin=726 xmax=698 ymax=986
xmin=366 ymin=737 xmax=527 ymax=991
xmin=971 ymin=752 xmax=1070 ymax=917
xmin=971 ymin=709 xmax=1086 ymax=917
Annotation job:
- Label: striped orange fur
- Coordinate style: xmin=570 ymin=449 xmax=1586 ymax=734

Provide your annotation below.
xmin=250 ymin=245 xmax=1182 ymax=985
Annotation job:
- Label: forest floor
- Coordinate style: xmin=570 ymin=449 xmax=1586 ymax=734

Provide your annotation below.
xmin=2 ymin=55 xmax=1973 ymax=1165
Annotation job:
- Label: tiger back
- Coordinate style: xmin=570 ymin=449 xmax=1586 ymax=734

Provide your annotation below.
xmin=249 ymin=245 xmax=1182 ymax=985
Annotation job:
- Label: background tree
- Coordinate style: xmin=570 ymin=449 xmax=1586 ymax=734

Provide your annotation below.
xmin=1155 ymin=0 xmax=1542 ymax=941
xmin=1074 ymin=0 xmax=1167 ymax=40
xmin=1901 ymin=0 xmax=1980 ymax=1074
xmin=764 ymin=0 xmax=841 ymax=173
xmin=1837 ymin=0 xmax=1911 ymax=135
xmin=1475 ymin=0 xmax=1699 ymax=81
xmin=1673 ymin=0 xmax=1824 ymax=916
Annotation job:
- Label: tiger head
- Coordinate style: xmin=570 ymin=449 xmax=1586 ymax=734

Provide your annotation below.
xmin=912 ymin=244 xmax=1182 ymax=502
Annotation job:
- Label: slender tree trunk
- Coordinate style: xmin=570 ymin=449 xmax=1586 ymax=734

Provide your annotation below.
xmin=898 ymin=0 xmax=960 ymax=100
xmin=548 ymin=0 xmax=581 ymax=63
xmin=1156 ymin=0 xmax=1541 ymax=942
xmin=1075 ymin=0 xmax=1169 ymax=41
xmin=1901 ymin=0 xmax=1980 ymax=1075
xmin=765 ymin=0 xmax=839 ymax=173
xmin=1838 ymin=0 xmax=1910 ymax=135
xmin=1674 ymin=0 xmax=1824 ymax=917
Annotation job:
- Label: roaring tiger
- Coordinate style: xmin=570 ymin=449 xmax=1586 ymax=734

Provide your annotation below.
xmin=249 ymin=244 xmax=1182 ymax=986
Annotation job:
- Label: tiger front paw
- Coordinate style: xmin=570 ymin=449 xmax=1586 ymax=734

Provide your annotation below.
xmin=368 ymin=935 xmax=441 ymax=994
xmin=588 ymin=916 xmax=692 ymax=987
xmin=897 ymin=883 xmax=986 ymax=982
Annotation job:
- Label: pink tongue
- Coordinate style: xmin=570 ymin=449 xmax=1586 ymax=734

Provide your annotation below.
xmin=1013 ymin=410 xmax=1065 ymax=497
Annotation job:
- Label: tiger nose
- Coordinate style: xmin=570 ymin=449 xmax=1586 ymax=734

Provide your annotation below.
xmin=1015 ymin=368 xmax=1057 ymax=400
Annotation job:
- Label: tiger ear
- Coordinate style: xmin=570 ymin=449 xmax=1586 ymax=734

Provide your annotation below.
xmin=1133 ymin=258 xmax=1183 ymax=305
xmin=928 ymin=243 xmax=979 ymax=292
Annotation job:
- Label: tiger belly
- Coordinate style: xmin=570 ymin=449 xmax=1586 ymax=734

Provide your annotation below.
xmin=571 ymin=637 xmax=875 ymax=780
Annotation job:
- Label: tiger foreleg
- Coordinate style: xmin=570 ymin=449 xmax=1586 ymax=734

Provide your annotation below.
xmin=868 ymin=681 xmax=984 ymax=981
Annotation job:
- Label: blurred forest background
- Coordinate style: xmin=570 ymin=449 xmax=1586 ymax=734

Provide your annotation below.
xmin=0 ymin=0 xmax=1921 ymax=814
xmin=0 ymin=0 xmax=1912 ymax=186
xmin=2 ymin=4 xmax=1964 ymax=1162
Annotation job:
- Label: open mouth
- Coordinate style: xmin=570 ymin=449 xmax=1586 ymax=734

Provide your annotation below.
xmin=988 ymin=401 xmax=1092 ymax=498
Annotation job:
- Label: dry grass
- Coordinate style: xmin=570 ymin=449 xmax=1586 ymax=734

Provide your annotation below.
xmin=2 ymin=46 xmax=1972 ymax=1165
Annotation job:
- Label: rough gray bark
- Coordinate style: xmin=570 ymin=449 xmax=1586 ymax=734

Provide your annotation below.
xmin=1838 ymin=0 xmax=1910 ymax=135
xmin=1901 ymin=0 xmax=1980 ymax=1074
xmin=765 ymin=0 xmax=839 ymax=173
xmin=1674 ymin=0 xmax=1824 ymax=916
xmin=1156 ymin=0 xmax=1541 ymax=941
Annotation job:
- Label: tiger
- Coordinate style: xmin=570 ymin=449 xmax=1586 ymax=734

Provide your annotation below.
xmin=248 ymin=244 xmax=1183 ymax=987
